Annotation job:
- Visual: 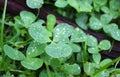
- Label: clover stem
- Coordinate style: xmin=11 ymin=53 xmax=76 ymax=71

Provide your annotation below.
xmin=45 ymin=62 xmax=52 ymax=77
xmin=0 ymin=0 xmax=8 ymax=72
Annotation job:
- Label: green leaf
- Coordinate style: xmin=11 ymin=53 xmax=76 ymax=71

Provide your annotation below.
xmin=71 ymin=28 xmax=86 ymax=42
xmin=109 ymin=0 xmax=120 ymax=10
xmin=26 ymin=0 xmax=44 ymax=9
xmin=50 ymin=58 xmax=61 ymax=69
xmin=88 ymin=46 xmax=99 ymax=54
xmin=100 ymin=59 xmax=112 ymax=67
xmin=89 ymin=16 xmax=103 ymax=30
xmin=75 ymin=13 xmax=88 ymax=30
xmin=45 ymin=43 xmax=72 ymax=58
xmin=63 ymin=63 xmax=81 ymax=75
xmin=87 ymin=35 xmax=98 ymax=47
xmin=79 ymin=1 xmax=93 ymax=12
xmin=20 ymin=11 xmax=36 ymax=28
xmin=92 ymin=53 xmax=101 ymax=64
xmin=84 ymin=62 xmax=95 ymax=75
xmin=100 ymin=14 xmax=112 ymax=24
xmin=55 ymin=0 xmax=68 ymax=8
xmin=111 ymin=29 xmax=120 ymax=41
xmin=98 ymin=40 xmax=111 ymax=50
xmin=53 ymin=23 xmax=74 ymax=43
xmin=26 ymin=41 xmax=46 ymax=58
xmin=67 ymin=0 xmax=80 ymax=12
xmin=93 ymin=0 xmax=107 ymax=6
xmin=103 ymin=23 xmax=118 ymax=35
xmin=28 ymin=21 xmax=51 ymax=43
xmin=4 ymin=45 xmax=25 ymax=61
xmin=69 ymin=43 xmax=81 ymax=52
xmin=47 ymin=14 xmax=56 ymax=31
xmin=21 ymin=58 xmax=43 ymax=70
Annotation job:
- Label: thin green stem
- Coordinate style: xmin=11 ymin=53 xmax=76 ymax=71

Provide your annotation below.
xmin=0 ymin=0 xmax=7 ymax=48
xmin=0 ymin=0 xmax=8 ymax=72
xmin=45 ymin=62 xmax=52 ymax=77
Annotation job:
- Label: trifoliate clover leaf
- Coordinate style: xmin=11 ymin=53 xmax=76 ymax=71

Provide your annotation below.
xmin=98 ymin=40 xmax=111 ymax=50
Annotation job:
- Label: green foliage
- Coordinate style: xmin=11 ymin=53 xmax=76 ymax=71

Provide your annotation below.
xmin=0 ymin=0 xmax=120 ymax=76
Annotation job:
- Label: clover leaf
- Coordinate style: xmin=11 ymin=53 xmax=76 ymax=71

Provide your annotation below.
xmin=4 ymin=45 xmax=25 ymax=61
xmin=28 ymin=21 xmax=51 ymax=43
xmin=67 ymin=0 xmax=80 ymax=12
xmin=87 ymin=35 xmax=98 ymax=47
xmin=71 ymin=28 xmax=86 ymax=42
xmin=100 ymin=59 xmax=112 ymax=67
xmin=92 ymin=53 xmax=101 ymax=64
xmin=21 ymin=58 xmax=43 ymax=70
xmin=89 ymin=16 xmax=103 ymax=30
xmin=45 ymin=43 xmax=72 ymax=58
xmin=26 ymin=41 xmax=46 ymax=58
xmin=103 ymin=23 xmax=118 ymax=35
xmin=69 ymin=43 xmax=81 ymax=52
xmin=53 ymin=23 xmax=74 ymax=43
xmin=63 ymin=63 xmax=81 ymax=75
xmin=98 ymin=40 xmax=111 ymax=50
xmin=20 ymin=11 xmax=36 ymax=28
xmin=47 ymin=14 xmax=56 ymax=31
xmin=55 ymin=0 xmax=68 ymax=8
xmin=100 ymin=14 xmax=112 ymax=24
xmin=109 ymin=0 xmax=120 ymax=10
xmin=111 ymin=29 xmax=120 ymax=41
xmin=88 ymin=46 xmax=99 ymax=54
xmin=75 ymin=13 xmax=88 ymax=30
xmin=26 ymin=0 xmax=44 ymax=9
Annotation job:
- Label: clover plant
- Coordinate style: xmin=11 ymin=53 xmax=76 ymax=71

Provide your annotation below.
xmin=0 ymin=0 xmax=120 ymax=77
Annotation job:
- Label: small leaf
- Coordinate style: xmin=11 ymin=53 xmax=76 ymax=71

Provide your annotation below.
xmin=20 ymin=11 xmax=36 ymax=27
xmin=84 ymin=62 xmax=95 ymax=75
xmin=47 ymin=14 xmax=56 ymax=31
xmin=71 ymin=28 xmax=86 ymax=42
xmin=111 ymin=29 xmax=120 ymax=41
xmin=45 ymin=43 xmax=72 ymax=58
xmin=92 ymin=53 xmax=101 ymax=64
xmin=26 ymin=0 xmax=44 ymax=9
xmin=79 ymin=1 xmax=93 ymax=12
xmin=88 ymin=46 xmax=99 ymax=54
xmin=4 ymin=45 xmax=25 ymax=61
xmin=75 ymin=13 xmax=88 ymax=30
xmin=26 ymin=41 xmax=46 ymax=57
xmin=93 ymin=0 xmax=107 ymax=6
xmin=103 ymin=23 xmax=118 ymax=35
xmin=21 ymin=58 xmax=43 ymax=70
xmin=28 ymin=21 xmax=51 ymax=43
xmin=69 ymin=43 xmax=81 ymax=52
xmin=63 ymin=63 xmax=81 ymax=75
xmin=53 ymin=23 xmax=74 ymax=43
xmin=67 ymin=0 xmax=80 ymax=12
xmin=87 ymin=35 xmax=98 ymax=47
xmin=109 ymin=0 xmax=120 ymax=10
xmin=100 ymin=14 xmax=112 ymax=24
xmin=98 ymin=40 xmax=111 ymax=50
xmin=100 ymin=59 xmax=112 ymax=67
xmin=89 ymin=16 xmax=103 ymax=30
xmin=55 ymin=0 xmax=68 ymax=8
xmin=50 ymin=58 xmax=61 ymax=69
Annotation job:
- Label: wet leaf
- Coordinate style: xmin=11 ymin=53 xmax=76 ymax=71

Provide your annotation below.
xmin=109 ymin=0 xmax=120 ymax=10
xmin=88 ymin=46 xmax=99 ymax=54
xmin=100 ymin=14 xmax=112 ymax=24
xmin=89 ymin=16 xmax=103 ymax=30
xmin=87 ymin=35 xmax=98 ymax=47
xmin=100 ymin=59 xmax=112 ymax=67
xmin=98 ymin=40 xmax=111 ymax=50
xmin=26 ymin=41 xmax=46 ymax=57
xmin=63 ymin=63 xmax=81 ymax=75
xmin=4 ymin=45 xmax=25 ymax=61
xmin=111 ymin=29 xmax=120 ymax=41
xmin=53 ymin=23 xmax=74 ymax=43
xmin=26 ymin=0 xmax=43 ymax=9
xmin=28 ymin=21 xmax=51 ymax=43
xmin=71 ymin=28 xmax=86 ymax=42
xmin=69 ymin=43 xmax=81 ymax=52
xmin=55 ymin=0 xmax=68 ymax=8
xmin=92 ymin=53 xmax=101 ymax=64
xmin=20 ymin=11 xmax=36 ymax=28
xmin=45 ymin=43 xmax=72 ymax=58
xmin=21 ymin=58 xmax=43 ymax=70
